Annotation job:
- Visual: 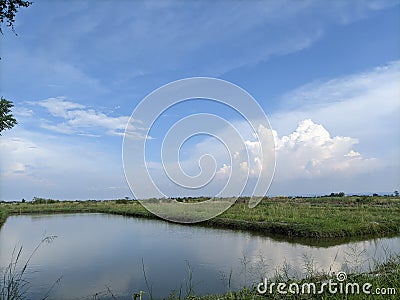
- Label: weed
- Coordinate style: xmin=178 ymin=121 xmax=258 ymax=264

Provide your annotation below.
xmin=0 ymin=236 xmax=58 ymax=300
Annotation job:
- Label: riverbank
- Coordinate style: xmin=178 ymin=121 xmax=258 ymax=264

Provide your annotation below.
xmin=0 ymin=209 xmax=6 ymax=227
xmin=1 ymin=195 xmax=399 ymax=239
xmin=194 ymin=254 xmax=400 ymax=299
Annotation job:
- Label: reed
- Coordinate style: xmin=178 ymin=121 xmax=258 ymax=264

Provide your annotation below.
xmin=0 ymin=236 xmax=58 ymax=300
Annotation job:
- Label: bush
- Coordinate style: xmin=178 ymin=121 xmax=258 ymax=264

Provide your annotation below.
xmin=115 ymin=199 xmax=129 ymax=204
xmin=32 ymin=197 xmax=59 ymax=204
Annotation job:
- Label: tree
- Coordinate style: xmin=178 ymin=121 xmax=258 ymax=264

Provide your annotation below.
xmin=0 ymin=97 xmax=17 ymax=134
xmin=1 ymin=1 xmax=31 ymax=131
xmin=329 ymin=192 xmax=345 ymax=197
xmin=0 ymin=0 xmax=32 ymax=34
xmin=395 ymin=190 xmax=399 ymax=197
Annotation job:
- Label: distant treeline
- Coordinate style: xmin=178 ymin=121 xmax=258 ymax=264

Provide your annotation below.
xmin=1 ymin=191 xmax=399 ymax=204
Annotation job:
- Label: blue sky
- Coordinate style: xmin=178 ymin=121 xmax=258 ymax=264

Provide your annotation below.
xmin=0 ymin=0 xmax=399 ymax=200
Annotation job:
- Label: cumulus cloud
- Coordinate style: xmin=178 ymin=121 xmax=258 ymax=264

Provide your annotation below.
xmin=273 ymin=119 xmax=379 ymax=180
xmin=3 ymin=60 xmax=398 ymax=199
xmin=213 ymin=119 xmax=377 ymax=182
xmin=268 ymin=61 xmax=400 ymax=190
xmin=150 ymin=115 xmax=379 ymax=198
xmin=151 ymin=61 xmax=400 ymax=196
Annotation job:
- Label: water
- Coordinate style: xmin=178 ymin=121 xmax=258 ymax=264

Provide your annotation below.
xmin=0 ymin=213 xmax=399 ymax=299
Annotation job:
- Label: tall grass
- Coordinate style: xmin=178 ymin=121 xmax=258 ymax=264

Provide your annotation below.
xmin=0 ymin=209 xmax=7 ymax=227
xmin=192 ymin=252 xmax=400 ymax=299
xmin=135 ymin=250 xmax=400 ymax=300
xmin=0 ymin=236 xmax=58 ymax=300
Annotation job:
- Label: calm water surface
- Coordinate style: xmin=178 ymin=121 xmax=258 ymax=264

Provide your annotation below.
xmin=0 ymin=213 xmax=399 ymax=299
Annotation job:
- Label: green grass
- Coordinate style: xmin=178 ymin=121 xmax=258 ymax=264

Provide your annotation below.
xmin=191 ymin=254 xmax=400 ymax=300
xmin=215 ymin=196 xmax=400 ymax=238
xmin=1 ymin=195 xmax=399 ymax=239
xmin=0 ymin=209 xmax=7 ymax=227
xmin=130 ymin=250 xmax=400 ymax=300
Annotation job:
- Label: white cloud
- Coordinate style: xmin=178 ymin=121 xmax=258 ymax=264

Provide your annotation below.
xmin=212 ymin=118 xmax=377 ymax=182
xmin=217 ymin=163 xmax=231 ymax=177
xmin=33 ymin=97 xmax=148 ymax=138
xmin=269 ymin=61 xmax=400 ymax=165
xmin=281 ymin=61 xmax=400 ymax=110
xmin=0 ymin=129 xmax=130 ymax=200
xmin=40 ymin=122 xmax=76 ymax=134
xmin=144 ymin=114 xmax=380 ymax=198
xmin=3 ymin=0 xmax=395 ymax=86
xmin=38 ymin=97 xmax=85 ymax=118
xmin=272 ymin=119 xmax=379 ymax=180
xmin=272 ymin=61 xmax=400 ymax=140
xmin=265 ymin=61 xmax=400 ymax=194
xmin=13 ymin=107 xmax=34 ymax=117
xmin=158 ymin=61 xmax=400 ymax=196
xmin=345 ymin=150 xmax=360 ymax=158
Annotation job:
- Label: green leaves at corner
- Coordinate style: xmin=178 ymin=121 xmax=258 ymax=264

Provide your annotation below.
xmin=0 ymin=97 xmax=17 ymax=135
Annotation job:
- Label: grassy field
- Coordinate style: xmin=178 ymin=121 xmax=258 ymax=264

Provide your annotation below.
xmin=1 ymin=195 xmax=399 ymax=239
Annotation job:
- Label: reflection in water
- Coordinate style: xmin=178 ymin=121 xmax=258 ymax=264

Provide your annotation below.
xmin=0 ymin=214 xmax=399 ymax=299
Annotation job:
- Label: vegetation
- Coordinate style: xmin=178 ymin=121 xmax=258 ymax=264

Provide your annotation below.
xmin=0 ymin=98 xmax=17 ymax=135
xmin=0 ymin=209 xmax=6 ymax=226
xmin=215 ymin=195 xmax=400 ymax=238
xmin=0 ymin=236 xmax=59 ymax=300
xmin=193 ymin=266 xmax=400 ymax=299
xmin=0 ymin=0 xmax=32 ymax=34
xmin=201 ymin=254 xmax=400 ymax=299
xmin=1 ymin=0 xmax=32 ymax=125
xmin=1 ymin=195 xmax=399 ymax=239
xmin=132 ymin=250 xmax=400 ymax=300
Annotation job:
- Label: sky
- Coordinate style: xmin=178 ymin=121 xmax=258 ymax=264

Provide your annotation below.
xmin=0 ymin=0 xmax=399 ymax=201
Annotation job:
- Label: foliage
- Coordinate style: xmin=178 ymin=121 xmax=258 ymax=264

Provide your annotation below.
xmin=0 ymin=98 xmax=17 ymax=135
xmin=142 ymin=251 xmax=400 ymax=300
xmin=0 ymin=208 xmax=7 ymax=227
xmin=208 ymin=254 xmax=400 ymax=300
xmin=0 ymin=0 xmax=32 ymax=34
xmin=31 ymin=197 xmax=59 ymax=204
xmin=115 ymin=199 xmax=130 ymax=204
xmin=329 ymin=192 xmax=345 ymax=197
